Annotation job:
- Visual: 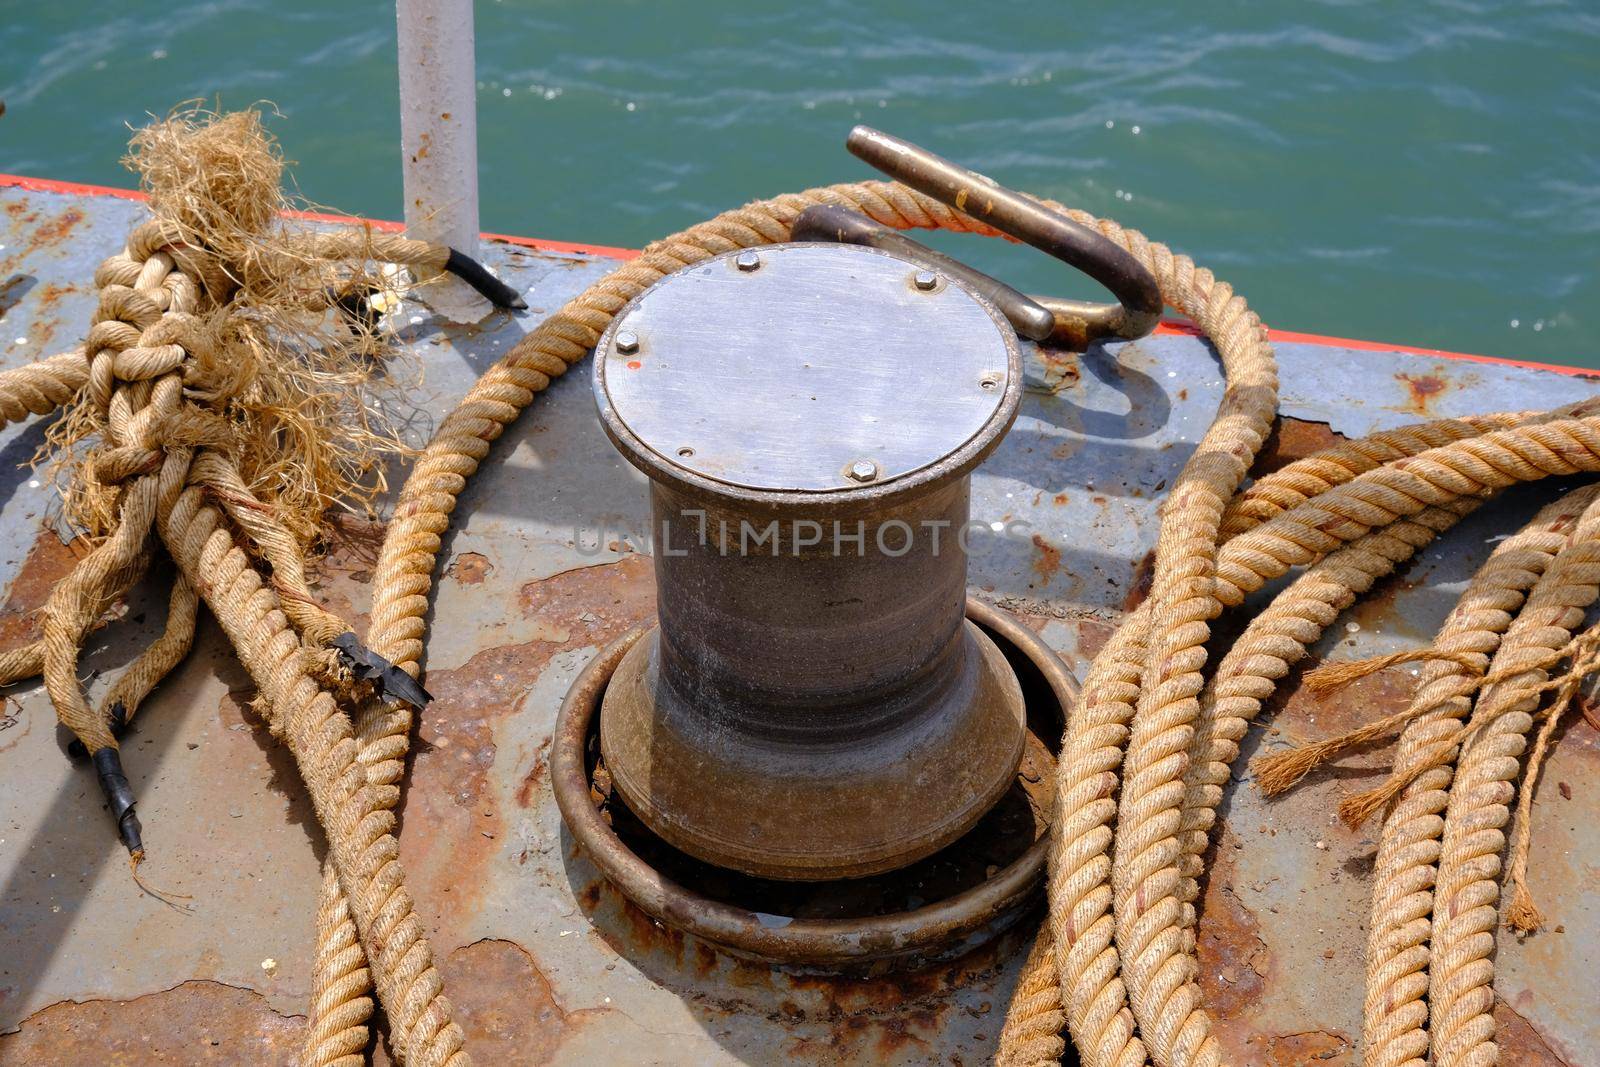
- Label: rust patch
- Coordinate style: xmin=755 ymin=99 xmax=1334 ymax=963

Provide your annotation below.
xmin=1121 ymin=548 xmax=1157 ymax=612
xmin=13 ymin=207 xmax=86 ymax=262
xmin=577 ymin=863 xmax=1016 ymax=1040
xmin=1239 ymin=1029 xmax=1353 ymax=1063
xmin=1196 ymin=831 xmax=1270 ymax=1050
xmin=446 ymin=551 xmax=494 ymax=585
xmin=0 ymin=530 xmax=83 ymax=651
xmin=782 ymin=1009 xmax=944 ymax=1062
xmin=400 ymin=556 xmax=655 ymax=940
xmin=1339 ymin=568 xmax=1431 ymax=643
xmin=0 ymin=980 xmax=305 ymax=1063
xmin=1395 ymin=372 xmax=1448 ymax=415
xmin=1032 ymin=349 xmax=1080 ymax=393
xmin=515 ymin=737 xmax=552 ymax=807
xmin=305 ymin=514 xmax=387 ymax=636
xmin=1249 ymin=416 xmax=1349 ymax=478
xmin=1029 ymin=533 xmax=1061 ymax=586
xmin=30 ymin=281 xmax=75 ymax=311
xmin=10 ymin=280 xmax=74 ymax=353
xmin=1278 ymin=661 xmax=1418 ymax=743
xmin=607 ymin=885 xmax=688 ymax=968
xmin=1495 ymin=995 xmax=1577 ymax=1066
xmin=373 ymin=939 xmax=607 ymax=1066
xmin=516 ymin=554 xmax=655 ymax=624
xmin=1075 ymin=616 xmax=1117 ymax=662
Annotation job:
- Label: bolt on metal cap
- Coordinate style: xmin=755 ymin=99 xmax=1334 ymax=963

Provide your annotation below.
xmin=735 ymin=250 xmax=762 ymax=272
xmin=847 ymin=459 xmax=878 ymax=482
xmin=615 ymin=329 xmax=640 ymax=355
xmin=913 ymin=269 xmax=939 ymax=291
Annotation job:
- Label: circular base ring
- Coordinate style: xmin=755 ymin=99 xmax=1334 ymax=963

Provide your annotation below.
xmin=552 ymin=597 xmax=1078 ymax=968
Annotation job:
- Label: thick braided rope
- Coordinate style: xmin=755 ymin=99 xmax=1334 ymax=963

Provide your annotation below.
xmin=1176 ymin=412 xmax=1600 ymax=996
xmin=190 ymin=451 xmax=347 ymax=645
xmin=1177 ymin=460 xmax=1600 ymax=1067
xmin=306 ymin=870 xmax=369 ymax=1064
xmin=0 ymin=350 xmax=89 ymax=429
xmin=157 ymin=483 xmax=467 ymax=1067
xmin=101 ymin=573 xmax=199 ymax=723
xmin=1027 ymin=615 xmax=1150 ymax=1067
xmin=1209 ymin=417 xmax=1600 ymax=609
xmin=40 ymin=224 xmax=200 ymax=753
xmin=1135 ymin=417 xmax=1600 ymax=1065
xmin=1111 ymin=314 xmax=1279 ymax=1066
xmin=0 ymin=215 xmax=469 ymax=1065
xmin=1008 ymin=418 xmax=1600 ymax=1062
xmin=1218 ymin=413 xmax=1521 ymax=539
xmin=1055 ymin=185 xmax=1279 ymax=1067
xmin=1356 ymin=487 xmax=1594 ymax=1067
xmin=985 ymin=412 xmax=1510 ymax=1062
xmin=306 ymin=862 xmax=373 ymax=1067
xmin=1113 ymin=480 xmax=1467 ymax=1060
xmin=995 ymin=927 xmax=1069 ymax=1066
xmin=1020 ymin=242 xmax=1278 ymax=1067
xmin=1182 ymin=412 xmax=1573 ymax=866
xmin=1426 ymin=498 xmax=1600 ymax=1067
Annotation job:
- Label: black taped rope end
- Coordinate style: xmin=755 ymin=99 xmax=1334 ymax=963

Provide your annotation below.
xmin=444 ymin=248 xmax=528 ymax=310
xmin=327 ymin=284 xmax=381 ymax=331
xmin=92 ymin=746 xmax=143 ymax=855
xmin=66 ymin=702 xmax=130 ymax=760
xmin=331 ymin=631 xmax=433 ymax=710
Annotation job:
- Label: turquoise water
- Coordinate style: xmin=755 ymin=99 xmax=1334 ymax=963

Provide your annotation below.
xmin=3 ymin=2 xmax=1598 ymax=366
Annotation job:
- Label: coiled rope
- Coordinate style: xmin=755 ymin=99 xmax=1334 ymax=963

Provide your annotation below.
xmin=7 ymin=119 xmax=1595 ymax=1066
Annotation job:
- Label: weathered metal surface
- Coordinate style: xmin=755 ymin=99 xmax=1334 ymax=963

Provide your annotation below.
xmin=847 ymin=125 xmax=1164 ymax=350
xmin=595 ymin=243 xmax=1030 ymax=881
xmin=554 ymin=600 xmax=1071 ymax=965
xmin=2 ymin=180 xmax=1599 ymax=1064
xmin=597 ymin=243 xmax=1017 ymax=493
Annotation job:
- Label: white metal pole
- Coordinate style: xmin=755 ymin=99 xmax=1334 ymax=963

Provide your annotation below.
xmin=396 ymin=0 xmax=487 ymax=318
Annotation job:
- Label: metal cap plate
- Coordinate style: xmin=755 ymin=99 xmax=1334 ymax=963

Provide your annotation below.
xmin=594 ymin=243 xmax=1019 ymax=494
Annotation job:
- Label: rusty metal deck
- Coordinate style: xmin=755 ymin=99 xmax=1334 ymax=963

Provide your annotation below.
xmin=1 ymin=180 xmax=1597 ymax=1065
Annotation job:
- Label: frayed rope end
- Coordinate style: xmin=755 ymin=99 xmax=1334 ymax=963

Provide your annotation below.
xmin=1338 ymin=777 xmax=1408 ymax=829
xmin=1304 ymin=648 xmax=1481 ymax=696
xmin=1505 ymin=882 xmax=1544 ymax=934
xmin=1253 ymin=743 xmax=1332 ymax=797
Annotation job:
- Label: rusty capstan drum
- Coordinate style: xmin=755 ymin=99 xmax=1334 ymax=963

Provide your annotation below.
xmin=591 ymin=240 xmax=1030 ymax=881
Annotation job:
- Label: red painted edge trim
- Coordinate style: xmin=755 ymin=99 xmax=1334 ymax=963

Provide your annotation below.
xmin=0 ymin=171 xmax=149 ymax=204
xmin=1154 ymin=320 xmax=1598 ymax=379
xmin=0 ymin=170 xmax=640 ymax=261
xmin=5 ymin=170 xmax=1592 ymax=377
